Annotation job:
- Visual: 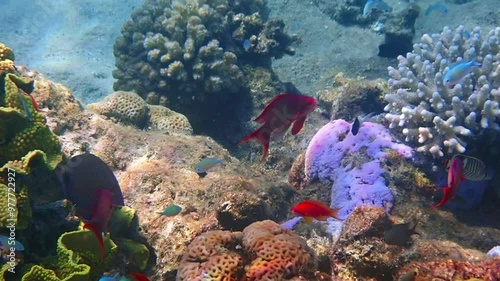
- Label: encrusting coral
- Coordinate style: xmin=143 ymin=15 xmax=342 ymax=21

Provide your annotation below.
xmin=88 ymin=91 xmax=193 ymax=134
xmin=176 ymin=220 xmax=317 ymax=280
xmin=384 ymin=26 xmax=500 ymax=158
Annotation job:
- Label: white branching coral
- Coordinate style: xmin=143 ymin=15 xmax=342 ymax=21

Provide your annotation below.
xmin=384 ymin=25 xmax=500 ymax=158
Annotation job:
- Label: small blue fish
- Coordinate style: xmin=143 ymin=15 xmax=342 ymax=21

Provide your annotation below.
xmin=99 ymin=272 xmax=121 ymax=281
xmin=157 ymin=204 xmax=182 ymax=217
xmin=464 ymin=30 xmax=471 ymax=39
xmin=0 ymin=235 xmax=24 ymax=251
xmin=293 ymin=19 xmax=300 ymax=30
xmin=443 ymin=59 xmax=481 ymax=86
xmin=17 ymin=92 xmax=33 ymax=121
xmin=363 ymin=0 xmax=392 ymax=16
xmin=195 ymin=157 xmax=223 ymax=177
xmin=243 ymin=39 xmax=250 ymax=51
xmin=424 ymin=3 xmax=448 ymax=16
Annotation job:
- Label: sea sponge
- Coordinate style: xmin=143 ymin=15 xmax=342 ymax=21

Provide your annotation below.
xmin=87 ymin=91 xmax=149 ymax=127
xmin=148 ymin=105 xmax=193 ymax=134
xmin=304 ymin=119 xmax=413 ymax=225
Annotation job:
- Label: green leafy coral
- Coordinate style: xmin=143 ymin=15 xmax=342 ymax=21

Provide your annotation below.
xmin=20 ymin=230 xmax=118 ymax=281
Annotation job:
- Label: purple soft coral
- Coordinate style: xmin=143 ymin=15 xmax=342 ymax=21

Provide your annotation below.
xmin=305 ymin=119 xmax=413 ymax=220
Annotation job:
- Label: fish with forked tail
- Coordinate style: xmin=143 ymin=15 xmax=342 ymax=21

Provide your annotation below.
xmin=238 ymin=93 xmax=317 ymax=162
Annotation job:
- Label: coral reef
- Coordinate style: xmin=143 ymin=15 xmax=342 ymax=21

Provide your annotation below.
xmin=112 ymin=0 xmax=296 ymax=142
xmin=0 ymin=43 xmax=63 ymax=233
xmin=384 ymin=25 xmax=500 ymax=158
xmin=19 ymin=230 xmax=117 ymax=281
xmin=176 ymin=220 xmax=317 ymax=280
xmin=395 ymin=258 xmax=500 ymax=280
xmin=147 ymin=104 xmax=192 ymax=134
xmin=113 ymin=0 xmax=294 ymax=107
xmin=88 ymin=91 xmax=150 ymax=127
xmin=378 ymin=3 xmax=420 ymax=58
xmin=304 ymin=119 xmax=413 ymax=222
xmin=316 ymin=73 xmax=388 ymax=120
xmin=330 ymin=206 xmax=493 ymax=280
xmin=316 ymin=0 xmax=419 ymax=58
xmin=88 ymin=91 xmax=193 ymax=134
xmin=0 ymin=70 xmax=61 ymax=169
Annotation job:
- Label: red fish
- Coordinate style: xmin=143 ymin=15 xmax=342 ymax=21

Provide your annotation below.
xmin=238 ymin=93 xmax=317 ymax=162
xmin=130 ymin=272 xmax=150 ymax=281
xmin=433 ymin=156 xmax=465 ymax=207
xmin=82 ymin=189 xmax=114 ymax=259
xmin=27 ymin=94 xmax=44 ymax=112
xmin=291 ymin=200 xmax=342 ymax=223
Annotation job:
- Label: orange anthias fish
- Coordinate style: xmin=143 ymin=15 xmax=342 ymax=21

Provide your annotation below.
xmin=433 ymin=156 xmax=465 ymax=207
xmin=238 ymin=93 xmax=317 ymax=162
xmin=83 ymin=189 xmax=114 ymax=259
xmin=130 ymin=272 xmax=150 ymax=281
xmin=291 ymin=200 xmax=343 ymax=223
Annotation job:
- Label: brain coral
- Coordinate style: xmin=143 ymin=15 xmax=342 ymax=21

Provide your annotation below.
xmin=88 ymin=91 xmax=193 ymax=134
xmin=88 ymin=91 xmax=150 ymax=127
xmin=384 ymin=25 xmax=500 ymax=158
xmin=148 ymin=104 xmax=193 ymax=134
xmin=176 ymin=220 xmax=317 ymax=281
xmin=112 ymin=0 xmax=295 ymax=113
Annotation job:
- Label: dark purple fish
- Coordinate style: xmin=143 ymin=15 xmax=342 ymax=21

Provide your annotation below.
xmin=55 ymin=153 xmax=124 ymax=219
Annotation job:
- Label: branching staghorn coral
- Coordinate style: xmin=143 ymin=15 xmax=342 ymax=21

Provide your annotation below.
xmin=384 ymin=25 xmax=500 ymax=158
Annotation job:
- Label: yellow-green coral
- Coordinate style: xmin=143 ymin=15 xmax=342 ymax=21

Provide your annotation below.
xmin=0 ymin=181 xmax=32 ymax=230
xmin=22 ymin=230 xmax=118 ymax=281
xmin=120 ymin=239 xmax=150 ymax=271
xmin=0 ymin=43 xmax=14 ymax=61
xmin=0 ymin=70 xmax=62 ymax=169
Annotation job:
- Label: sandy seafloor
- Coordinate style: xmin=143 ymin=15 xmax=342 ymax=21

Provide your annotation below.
xmin=0 ymin=0 xmax=498 ymax=105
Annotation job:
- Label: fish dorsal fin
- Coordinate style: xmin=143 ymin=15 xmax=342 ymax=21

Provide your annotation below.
xmin=254 ymin=93 xmax=287 ymax=123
